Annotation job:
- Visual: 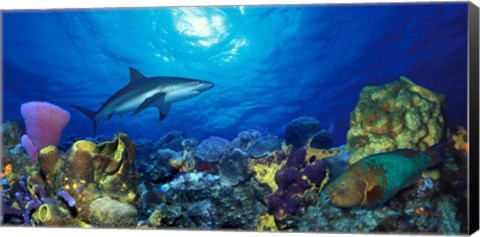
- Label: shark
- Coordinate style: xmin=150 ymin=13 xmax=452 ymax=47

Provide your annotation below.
xmin=72 ymin=67 xmax=215 ymax=136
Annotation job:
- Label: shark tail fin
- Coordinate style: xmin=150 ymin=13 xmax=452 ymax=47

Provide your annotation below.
xmin=71 ymin=105 xmax=98 ymax=136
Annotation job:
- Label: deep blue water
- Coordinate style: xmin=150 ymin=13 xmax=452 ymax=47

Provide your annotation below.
xmin=3 ymin=3 xmax=468 ymax=145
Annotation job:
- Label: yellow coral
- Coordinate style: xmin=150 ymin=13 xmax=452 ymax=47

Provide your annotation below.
xmin=255 ymin=213 xmax=278 ymax=231
xmin=304 ymin=144 xmax=342 ymax=164
xmin=248 ymin=158 xmax=286 ymax=192
xmin=347 ymin=76 xmax=447 ymax=164
xmin=148 ymin=210 xmax=163 ymax=227
xmin=421 ymin=169 xmax=440 ymax=180
xmin=452 ymin=127 xmax=468 ymax=152
xmin=168 ymin=150 xmax=196 ymax=172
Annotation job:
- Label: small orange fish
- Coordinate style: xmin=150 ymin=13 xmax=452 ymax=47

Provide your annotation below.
xmin=0 ymin=164 xmax=13 ymax=177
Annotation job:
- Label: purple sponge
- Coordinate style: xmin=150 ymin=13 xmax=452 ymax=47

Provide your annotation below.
xmin=20 ymin=101 xmax=70 ymax=164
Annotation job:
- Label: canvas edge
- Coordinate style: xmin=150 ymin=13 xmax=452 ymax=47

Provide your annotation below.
xmin=0 ymin=10 xmax=4 ymax=226
xmin=468 ymin=1 xmax=479 ymax=235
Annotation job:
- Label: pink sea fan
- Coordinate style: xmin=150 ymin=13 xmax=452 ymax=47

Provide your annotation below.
xmin=20 ymin=101 xmax=70 ymax=163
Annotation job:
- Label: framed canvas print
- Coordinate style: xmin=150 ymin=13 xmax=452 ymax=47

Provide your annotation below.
xmin=1 ymin=1 xmax=479 ymax=235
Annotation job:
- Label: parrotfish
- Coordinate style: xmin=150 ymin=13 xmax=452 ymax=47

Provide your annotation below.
xmin=321 ymin=145 xmax=444 ymax=208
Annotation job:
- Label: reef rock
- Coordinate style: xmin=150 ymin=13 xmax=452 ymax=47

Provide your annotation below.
xmin=158 ymin=131 xmax=188 ymax=152
xmin=232 ymin=129 xmax=262 ymax=150
xmin=88 ymin=197 xmax=137 ymax=228
xmin=247 ymin=135 xmax=282 ymax=158
xmin=218 ymin=148 xmax=249 ymax=185
xmin=285 ymin=117 xmax=322 ymax=148
xmin=196 ymin=136 xmax=233 ymax=163
xmin=309 ymin=129 xmax=333 ymax=149
xmin=346 ymin=77 xmax=447 ymax=164
xmin=1 ymin=121 xmax=23 ymax=148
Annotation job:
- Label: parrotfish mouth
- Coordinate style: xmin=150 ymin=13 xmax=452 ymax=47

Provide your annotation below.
xmin=320 ymin=191 xmax=332 ymax=204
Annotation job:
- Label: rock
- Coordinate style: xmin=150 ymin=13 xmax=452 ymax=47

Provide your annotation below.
xmin=218 ymin=148 xmax=248 ymax=185
xmin=88 ymin=197 xmax=137 ymax=228
xmin=196 ymin=136 xmax=233 ymax=163
xmin=309 ymin=129 xmax=333 ymax=149
xmin=247 ymin=135 xmax=282 ymax=158
xmin=285 ymin=117 xmax=322 ymax=148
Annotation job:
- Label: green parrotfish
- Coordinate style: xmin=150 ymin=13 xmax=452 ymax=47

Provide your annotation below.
xmin=321 ymin=145 xmax=444 ymax=208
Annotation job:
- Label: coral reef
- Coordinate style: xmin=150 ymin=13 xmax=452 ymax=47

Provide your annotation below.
xmin=284 ymin=116 xmax=322 ymax=148
xmin=142 ymin=170 xmax=268 ymax=230
xmin=157 ymin=131 xmax=189 ymax=152
xmin=0 ymin=111 xmax=468 ymax=234
xmin=265 ymin=148 xmax=329 ymax=228
xmin=196 ymin=136 xmax=233 ymax=163
xmin=58 ymin=135 xmax=109 ymax=152
xmin=308 ymin=129 xmax=334 ymax=149
xmin=161 ymin=171 xmax=221 ymax=192
xmin=20 ymin=101 xmax=71 ymax=163
xmin=246 ymin=135 xmax=282 ymax=158
xmin=217 ymin=148 xmax=248 ymax=185
xmin=299 ymin=199 xmax=401 ymax=233
xmin=346 ymin=77 xmax=447 ymax=164
xmin=1 ymin=121 xmax=23 ymax=148
xmin=2 ymin=174 xmax=54 ymax=225
xmin=248 ymin=151 xmax=287 ymax=192
xmin=300 ymin=180 xmax=464 ymax=234
xmin=232 ymin=129 xmax=261 ymax=150
xmin=442 ymin=127 xmax=468 ymax=195
xmin=255 ymin=213 xmax=278 ymax=231
xmin=31 ymin=132 xmax=139 ymax=227
xmin=322 ymin=145 xmax=350 ymax=180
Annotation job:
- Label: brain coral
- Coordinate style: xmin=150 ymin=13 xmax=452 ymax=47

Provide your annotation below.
xmin=346 ymin=76 xmax=447 ymax=164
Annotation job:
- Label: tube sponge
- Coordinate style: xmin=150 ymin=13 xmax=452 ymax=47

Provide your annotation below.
xmin=20 ymin=101 xmax=70 ymax=163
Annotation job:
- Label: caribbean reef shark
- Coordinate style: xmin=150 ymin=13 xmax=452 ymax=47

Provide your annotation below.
xmin=72 ymin=67 xmax=214 ymax=136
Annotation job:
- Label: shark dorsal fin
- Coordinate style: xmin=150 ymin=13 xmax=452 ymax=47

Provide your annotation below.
xmin=129 ymin=67 xmax=147 ymax=83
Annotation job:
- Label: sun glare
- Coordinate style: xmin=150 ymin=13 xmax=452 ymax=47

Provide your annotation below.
xmin=172 ymin=7 xmax=228 ymax=47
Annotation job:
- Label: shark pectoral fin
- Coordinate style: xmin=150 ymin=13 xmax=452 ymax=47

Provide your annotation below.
xmin=158 ymin=103 xmax=171 ymax=120
xmin=133 ymin=93 xmax=166 ymax=115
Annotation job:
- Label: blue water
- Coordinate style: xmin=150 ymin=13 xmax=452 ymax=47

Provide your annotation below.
xmin=3 ymin=3 xmax=468 ymax=145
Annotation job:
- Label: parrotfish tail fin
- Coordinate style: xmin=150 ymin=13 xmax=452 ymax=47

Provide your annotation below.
xmin=70 ymin=105 xmax=98 ymax=136
xmin=423 ymin=143 xmax=448 ymax=167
